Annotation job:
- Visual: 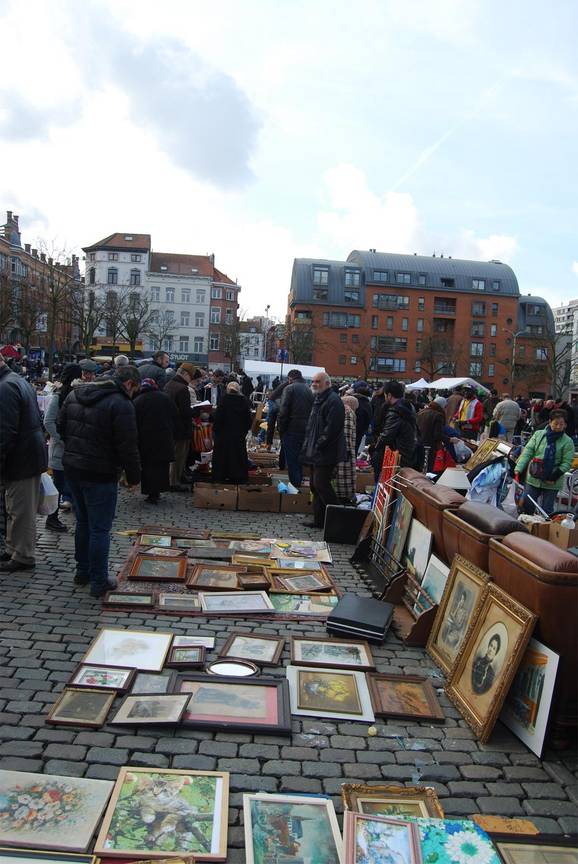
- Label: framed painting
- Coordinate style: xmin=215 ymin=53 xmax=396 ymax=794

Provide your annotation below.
xmin=341 ymin=784 xmax=444 ymax=818
xmin=271 ymin=540 xmax=332 ymax=562
xmin=187 ymin=566 xmax=241 ymax=591
xmin=414 ymin=554 xmax=450 ymax=614
xmin=231 ymin=554 xmax=275 ymax=569
xmin=269 ymin=592 xmax=339 ymax=616
xmin=174 ymin=538 xmax=214 ymax=548
xmin=68 ymin=664 xmax=135 ymax=692
xmin=129 ymin=556 xmax=187 ymax=582
xmin=139 ymin=534 xmax=172 ymax=547
xmin=426 ymin=555 xmax=491 ymax=676
xmin=219 ymin=632 xmax=284 ymax=666
xmin=413 ymin=817 xmax=500 ymax=864
xmin=199 ymin=591 xmax=273 ymax=614
xmin=290 ymin=637 xmax=375 ymax=670
xmin=211 ymin=530 xmax=260 ymax=540
xmin=173 ymin=635 xmax=216 ymax=649
xmin=273 ymin=558 xmax=324 ymax=571
xmin=494 ymin=836 xmax=578 ymax=863
xmin=343 ymin=811 xmax=421 ymax=864
xmin=47 ymin=688 xmax=115 ymax=727
xmin=243 ymin=794 xmax=343 ymax=864
xmin=404 ymin=518 xmax=432 ymax=582
xmin=385 ymin=494 xmax=413 ymax=571
xmin=0 ymin=770 xmax=114 ymax=851
xmin=367 ymin=673 xmax=445 ymax=721
xmin=237 ymin=571 xmax=271 ymax=591
xmin=286 ymin=666 xmax=375 ymax=722
xmin=139 ymin=547 xmax=185 ymax=558
xmin=0 ymin=851 xmax=96 ymax=864
xmin=130 ymin=671 xmax=176 ymax=695
xmin=499 ymin=637 xmax=560 ymax=758
xmin=446 ymin=584 xmax=537 ymax=743
xmin=83 ymin=628 xmax=173 ymax=672
xmin=175 ymin=674 xmax=291 ymax=733
xmin=157 ymin=593 xmax=201 ymax=611
xmin=166 ymin=646 xmax=206 ymax=668
xmin=275 ymin=572 xmax=332 ymax=593
xmin=227 ymin=540 xmax=273 ymax=556
xmin=94 ymin=768 xmax=229 ymax=861
xmin=110 ymin=694 xmax=189 ymax=725
xmin=102 ymin=592 xmax=155 ymax=609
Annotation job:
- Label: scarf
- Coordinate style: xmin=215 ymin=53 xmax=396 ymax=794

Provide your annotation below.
xmin=458 ymin=398 xmax=478 ymax=422
xmin=543 ymin=427 xmax=563 ymax=480
xmin=139 ymin=377 xmax=158 ymax=392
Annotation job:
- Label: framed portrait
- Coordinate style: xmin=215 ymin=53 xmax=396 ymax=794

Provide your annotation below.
xmin=94 ymin=768 xmax=229 ymax=860
xmin=103 ymin=592 xmax=155 ymax=609
xmin=0 ymin=771 xmax=113 ymax=852
xmin=187 ymin=566 xmax=241 ymax=591
xmin=427 ymin=555 xmax=491 ymax=676
xmin=243 ymin=794 xmax=343 ymax=864
xmin=446 ymin=584 xmax=537 ymax=743
xmin=47 ymin=688 xmax=115 ymax=727
xmin=157 ymin=593 xmax=201 ymax=611
xmin=175 ymin=675 xmax=291 ymax=733
xmin=343 ymin=811 xmax=421 ymax=864
xmin=83 ymin=628 xmax=173 ymax=672
xmin=139 ymin=534 xmax=172 ymax=547
xmin=110 ymin=694 xmax=189 ymax=726
xmin=219 ymin=632 xmax=284 ymax=666
xmin=275 ymin=572 xmax=332 ymax=593
xmin=404 ymin=518 xmax=433 ymax=582
xmin=414 ymin=554 xmax=450 ymax=614
xmin=499 ymin=637 xmax=560 ymax=758
xmin=131 ymin=672 xmax=176 ymax=695
xmin=68 ymin=664 xmax=135 ymax=692
xmin=286 ymin=666 xmax=375 ymax=722
xmin=173 ymin=635 xmax=216 ymax=649
xmin=494 ymin=836 xmax=578 ymax=863
xmin=129 ymin=555 xmax=187 ymax=582
xmin=199 ymin=591 xmax=273 ymax=614
xmin=269 ymin=592 xmax=339 ymax=616
xmin=166 ymin=646 xmax=206 ymax=668
xmin=385 ymin=494 xmax=413 ymax=571
xmin=290 ymin=637 xmax=375 ymax=670
xmin=341 ymin=784 xmax=444 ymax=818
xmin=367 ymin=673 xmax=445 ymax=721
xmin=0 ymin=851 xmax=97 ymax=864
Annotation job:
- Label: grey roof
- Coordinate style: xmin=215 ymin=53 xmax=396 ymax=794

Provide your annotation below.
xmin=517 ymin=295 xmax=555 ymax=336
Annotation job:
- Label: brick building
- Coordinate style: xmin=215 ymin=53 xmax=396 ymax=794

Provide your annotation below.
xmin=288 ymin=250 xmax=554 ymax=395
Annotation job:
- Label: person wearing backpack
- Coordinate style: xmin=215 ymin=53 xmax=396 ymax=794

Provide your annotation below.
xmin=515 ymin=409 xmax=574 ymax=514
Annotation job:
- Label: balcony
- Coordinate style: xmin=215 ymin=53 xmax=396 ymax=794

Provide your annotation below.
xmin=433 ymin=302 xmax=456 ymax=315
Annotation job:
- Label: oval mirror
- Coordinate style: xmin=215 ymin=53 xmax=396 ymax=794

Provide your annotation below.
xmin=206 ymin=659 xmax=258 ymax=677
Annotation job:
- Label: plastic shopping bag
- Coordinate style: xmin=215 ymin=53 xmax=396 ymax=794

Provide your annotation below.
xmin=37 ymin=472 xmax=59 ymax=515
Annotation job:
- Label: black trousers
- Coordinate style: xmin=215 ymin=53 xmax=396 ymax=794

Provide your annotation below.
xmin=310 ymin=464 xmax=339 ymax=528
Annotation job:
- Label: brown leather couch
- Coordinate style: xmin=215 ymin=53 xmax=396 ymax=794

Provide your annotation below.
xmin=443 ymin=502 xmax=527 ymax=572
xmin=396 ymin=468 xmax=465 ymax=563
xmin=488 ymin=533 xmax=578 ymax=741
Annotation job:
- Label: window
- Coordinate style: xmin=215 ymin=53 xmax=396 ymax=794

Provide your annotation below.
xmin=344 ymin=269 xmax=361 ymax=287
xmin=415 ymin=339 xmax=422 ymax=352
xmin=108 ymin=252 xmax=118 ymax=261
xmin=124 ymin=235 xmax=133 ymax=241
xmin=253 ymin=347 xmax=259 ymax=356
xmin=371 ymin=336 xmax=407 ymax=352
xmin=164 ymin=335 xmax=173 ymax=351
xmin=471 ymin=342 xmax=484 ymax=356
xmin=472 ymin=279 xmax=486 ymax=290
xmin=226 ymin=289 xmax=235 ymax=301
xmin=472 ymin=302 xmax=486 ymax=316
xmin=130 ymin=269 xmax=141 ymax=286
xmin=211 ymin=286 xmax=222 ymax=299
xmin=296 ymin=310 xmax=312 ymax=320
xmin=527 ymin=304 xmax=545 ymax=317
xmin=506 ymin=317 xmax=513 ymax=325
xmin=490 ymin=343 xmax=496 ymax=357
xmin=415 ymin=360 xmax=421 ymax=371
xmin=313 ymin=266 xmax=329 ymax=285
xmin=106 ymin=290 xmax=117 ymax=306
xmin=536 ymin=347 xmax=548 ymax=361
xmin=434 ymin=319 xmax=450 ymax=332
xmin=180 ymin=311 xmax=190 ymax=327
xmin=418 ymin=297 xmax=425 ymax=312
xmin=179 ymin=336 xmax=189 ymax=352
xmin=196 ymin=289 xmax=206 ymax=304
xmin=131 ymin=254 xmax=142 ymax=262
xmin=402 ymin=318 xmax=408 ymax=331
xmin=373 ymin=270 xmax=388 ymax=282
xmin=89 ymin=253 xmax=95 ymax=262
xmin=528 ymin=325 xmax=545 ymax=335
xmin=518 ymin=344 xmax=526 ymax=357
xmin=195 ymin=312 xmax=205 ymax=327
xmin=182 ymin=288 xmax=191 ymax=303
xmin=225 ymin=308 xmax=233 ymax=325
xmin=433 ymin=298 xmax=456 ymax=315
xmin=339 ymin=355 xmax=346 ymax=365
xmin=107 ymin=267 xmax=118 ymax=285
xmin=165 ymin=310 xmax=175 ymax=325
xmin=488 ymin=364 xmax=495 ymax=376
xmin=340 ymin=333 xmax=347 ymax=343
xmin=469 ymin=361 xmax=483 ymax=376
xmin=344 ymin=289 xmax=360 ymax=303
xmin=396 ymin=272 xmax=411 ymax=284
xmin=194 ymin=336 xmax=203 ymax=353
xmin=492 ymin=303 xmax=499 ymax=316
xmin=160 ymin=265 xmax=168 ymax=271
xmin=209 ymin=334 xmax=220 ymax=350
xmin=471 ymin=321 xmax=485 ymax=337
xmin=373 ymin=293 xmax=409 ymax=309
xmin=313 ymin=287 xmax=328 ymax=301
xmin=417 ymin=319 xmax=424 ymax=332
xmin=371 ymin=315 xmax=379 ymax=329
xmin=88 ymin=267 xmax=95 ymax=285
xmin=166 ymin=287 xmax=175 ymax=303
xmin=371 ymin=357 xmax=406 ymax=372
xmin=490 ymin=324 xmax=497 ymax=337
xmin=351 ymin=334 xmax=359 ymax=344
xmin=321 ymin=312 xmax=360 ymax=328
xmin=151 ymin=286 xmax=160 ymax=302
xmin=441 ymin=277 xmax=455 ymax=288
xmin=210 ymin=307 xmax=221 ymax=324
xmin=492 ymin=281 xmax=500 ymax=291
xmin=386 ymin=316 xmax=393 ymax=330
xmin=418 ymin=274 xmax=426 ymax=286
xmin=149 ymin=310 xmax=159 ymax=324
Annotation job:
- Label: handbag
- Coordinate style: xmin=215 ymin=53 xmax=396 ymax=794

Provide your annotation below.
xmin=37 ymin=472 xmax=59 ymax=516
xmin=529 ymin=458 xmax=545 ymax=480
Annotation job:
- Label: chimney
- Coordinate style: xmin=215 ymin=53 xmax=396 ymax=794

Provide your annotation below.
xmin=40 ymin=252 xmax=46 ymax=262
xmin=13 ymin=215 xmax=18 ymax=227
xmin=24 ymin=243 xmax=31 ymax=254
xmin=32 ymin=248 xmax=38 ymax=258
xmin=48 ymin=257 xmax=53 ymax=266
xmin=6 ymin=211 xmax=12 ymax=221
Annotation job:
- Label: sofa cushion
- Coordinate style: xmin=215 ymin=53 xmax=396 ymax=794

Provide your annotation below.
xmin=501 ymin=532 xmax=578 ymax=574
xmin=423 ymin=485 xmax=465 ymax=508
xmin=398 ymin=467 xmax=432 ymax=487
xmin=456 ymin=502 xmax=527 ymax=536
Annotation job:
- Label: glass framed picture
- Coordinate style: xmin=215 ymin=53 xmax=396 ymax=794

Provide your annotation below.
xmin=110 ymin=694 xmax=190 ymax=726
xmin=129 ymin=556 xmax=187 ymax=582
xmin=172 ymin=635 xmax=216 ymax=649
xmin=367 ymin=673 xmax=445 ymax=721
xmin=166 ymin=646 xmax=206 ymax=668
xmin=139 ymin=534 xmax=172 ymax=547
xmin=343 ymin=812 xmax=421 ymax=864
xmin=341 ymin=783 xmax=444 ymax=818
xmin=130 ymin=672 xmax=176 ymax=695
xmin=0 ymin=850 xmax=97 ymax=864
xmin=275 ymin=572 xmax=332 ymax=593
xmin=199 ymin=591 xmax=273 ymax=614
xmin=175 ymin=674 xmax=291 ymax=733
xmin=46 ymin=688 xmax=115 ymax=727
xmin=157 ymin=593 xmax=201 ymax=611
xmin=269 ymin=592 xmax=339 ymax=616
xmin=219 ymin=632 xmax=285 ymax=666
xmin=68 ymin=664 xmax=135 ymax=692
xmin=187 ymin=566 xmax=241 ymax=591
xmin=102 ymin=592 xmax=155 ymax=609
xmin=83 ymin=628 xmax=173 ymax=672
xmin=290 ymin=637 xmax=375 ymax=670
xmin=286 ymin=665 xmax=375 ymax=723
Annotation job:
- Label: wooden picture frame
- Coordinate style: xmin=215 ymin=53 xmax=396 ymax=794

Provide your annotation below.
xmin=187 ymin=565 xmax=242 ymax=591
xmin=290 ymin=637 xmax=375 ymax=670
xmin=68 ymin=664 xmax=135 ymax=692
xmin=129 ymin=555 xmax=187 ymax=582
xmin=175 ymin=674 xmax=292 ymax=733
xmin=491 ymin=834 xmax=578 ymax=863
xmin=94 ymin=767 xmax=229 ymax=861
xmin=139 ymin=534 xmax=172 ymax=547
xmin=47 ymin=688 xmax=115 ymax=727
xmin=275 ymin=572 xmax=333 ymax=593
xmin=341 ymin=783 xmax=444 ymax=818
xmin=367 ymin=673 xmax=445 ymax=721
xmin=102 ymin=592 xmax=156 ymax=609
xmin=83 ymin=628 xmax=173 ymax=672
xmin=130 ymin=671 xmax=177 ymax=695
xmin=343 ymin=811 xmax=421 ymax=864
xmin=0 ymin=850 xmax=97 ymax=864
xmin=157 ymin=592 xmax=201 ymax=611
xmin=237 ymin=570 xmax=271 ymax=591
xmin=110 ymin=694 xmax=190 ymax=726
xmin=269 ymin=592 xmax=339 ymax=616
xmin=199 ymin=590 xmax=273 ymax=614
xmin=166 ymin=646 xmax=206 ymax=668
xmin=446 ymin=584 xmax=537 ymax=743
xmin=219 ymin=632 xmax=285 ymax=666
xmin=286 ymin=665 xmax=375 ymax=723
xmin=426 ymin=554 xmax=491 ymax=676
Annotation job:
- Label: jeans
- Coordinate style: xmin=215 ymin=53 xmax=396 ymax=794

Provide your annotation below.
xmin=310 ymin=464 xmax=339 ymax=528
xmin=522 ymin=485 xmax=558 ymax=516
xmin=66 ymin=478 xmax=118 ymax=591
xmin=281 ymin=432 xmax=304 ymax=487
xmin=266 ymin=401 xmax=278 ymax=446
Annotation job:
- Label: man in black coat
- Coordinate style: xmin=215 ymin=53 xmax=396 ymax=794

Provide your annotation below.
xmin=165 ymin=362 xmax=195 ymax=490
xmin=0 ymin=354 xmax=48 ymax=572
xmin=58 ymin=365 xmax=141 ymax=597
xmin=371 ymin=380 xmax=417 ymax=479
xmin=138 ymin=351 xmax=170 ymax=389
xmin=278 ymin=369 xmax=314 ymax=489
xmin=300 ymin=372 xmax=346 ymax=528
xmin=351 ymin=383 xmax=373 ymax=452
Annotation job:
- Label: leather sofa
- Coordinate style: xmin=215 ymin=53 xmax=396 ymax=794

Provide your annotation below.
xmin=396 ymin=468 xmax=465 ymax=563
xmin=443 ymin=502 xmax=527 ymax=572
xmin=488 ymin=533 xmax=578 ymax=742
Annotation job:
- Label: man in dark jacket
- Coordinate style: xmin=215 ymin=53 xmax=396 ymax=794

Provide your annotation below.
xmin=165 ymin=362 xmax=195 ymax=490
xmin=0 ymin=354 xmax=48 ymax=572
xmin=138 ymin=351 xmax=170 ymax=389
xmin=203 ymin=369 xmax=226 ymax=407
xmin=371 ymin=380 xmax=417 ymax=478
xmin=278 ymin=370 xmax=314 ymax=488
xmin=58 ymin=365 xmax=141 ymax=597
xmin=300 ymin=372 xmax=346 ymax=528
xmin=351 ymin=382 xmax=373 ymax=452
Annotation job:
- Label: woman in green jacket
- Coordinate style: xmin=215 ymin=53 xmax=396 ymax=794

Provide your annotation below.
xmin=515 ymin=409 xmax=575 ymax=514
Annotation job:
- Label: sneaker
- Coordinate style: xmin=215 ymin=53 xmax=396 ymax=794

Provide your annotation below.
xmin=45 ymin=516 xmax=68 ymax=533
xmin=90 ymin=579 xmax=118 ymax=599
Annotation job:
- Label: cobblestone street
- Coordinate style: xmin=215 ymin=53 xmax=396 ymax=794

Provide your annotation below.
xmin=0 ymin=489 xmax=576 ymax=859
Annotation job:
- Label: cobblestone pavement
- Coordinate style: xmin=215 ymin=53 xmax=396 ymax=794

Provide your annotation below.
xmin=0 ymin=488 xmax=576 ymax=858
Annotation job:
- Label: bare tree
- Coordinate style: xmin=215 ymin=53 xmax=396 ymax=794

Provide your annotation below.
xmin=119 ymin=289 xmax=155 ymax=359
xmin=102 ymin=289 xmax=127 ymax=357
xmin=69 ymin=286 xmax=107 ymax=356
xmin=36 ymin=242 xmax=81 ymax=378
xmin=354 ymin=335 xmax=376 ymax=379
xmin=512 ymin=332 xmax=572 ymax=398
xmin=0 ymin=265 xmax=13 ymax=341
xmin=284 ymin=318 xmax=317 ymax=365
xmin=216 ymin=307 xmax=244 ymax=369
xmin=147 ymin=306 xmax=179 ymax=352
xmin=14 ymin=283 xmax=44 ymax=355
xmin=418 ymin=327 xmax=463 ymax=379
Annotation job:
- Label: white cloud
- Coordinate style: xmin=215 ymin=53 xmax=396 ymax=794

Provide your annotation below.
xmin=455 ymin=229 xmax=518 ymax=263
xmin=572 ymin=262 xmax=578 ymax=277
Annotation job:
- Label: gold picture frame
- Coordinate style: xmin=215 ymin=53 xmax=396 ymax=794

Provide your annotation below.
xmin=341 ymin=784 xmax=444 ymax=818
xmin=446 ymin=584 xmax=537 ymax=743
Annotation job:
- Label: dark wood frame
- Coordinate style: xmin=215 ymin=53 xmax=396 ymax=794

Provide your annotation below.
xmin=166 ymin=645 xmax=206 ymax=668
xmin=67 ymin=663 xmax=136 ymax=693
xmin=174 ymin=674 xmax=292 ymax=733
xmin=129 ymin=554 xmax=187 ymax=582
xmin=187 ymin=564 xmax=243 ymax=591
xmin=130 ymin=671 xmax=177 ymax=694
xmin=489 ymin=833 xmax=578 ymax=863
xmin=367 ymin=673 xmax=445 ymax=721
xmin=274 ymin=572 xmax=333 ymax=593
xmin=290 ymin=636 xmax=375 ymax=670
xmin=157 ymin=592 xmax=202 ymax=610
xmin=238 ymin=571 xmax=271 ymax=591
xmin=102 ymin=592 xmax=155 ymax=609
xmin=219 ymin=632 xmax=285 ymax=666
xmin=138 ymin=534 xmax=173 ymax=548
xmin=109 ymin=693 xmax=190 ymax=726
xmin=46 ymin=688 xmax=115 ymax=727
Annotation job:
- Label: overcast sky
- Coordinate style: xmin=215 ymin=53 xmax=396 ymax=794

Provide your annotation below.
xmin=1 ymin=0 xmax=577 ymax=317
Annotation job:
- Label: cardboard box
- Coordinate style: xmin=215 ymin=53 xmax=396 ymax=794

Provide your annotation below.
xmin=548 ymin=522 xmax=578 ymax=549
xmin=247 ymin=471 xmax=273 ymax=486
xmin=280 ymin=490 xmax=313 ymax=514
xmin=193 ymin=483 xmax=238 ymax=510
xmin=237 ymin=485 xmax=281 ymax=513
xmin=355 ymin=471 xmax=374 ymax=493
xmin=524 ymin=520 xmax=551 ymax=540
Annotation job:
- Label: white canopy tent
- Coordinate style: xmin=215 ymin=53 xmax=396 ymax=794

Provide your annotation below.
xmin=423 ymin=376 xmax=491 ymax=395
xmin=405 ymin=377 xmax=431 ymax=391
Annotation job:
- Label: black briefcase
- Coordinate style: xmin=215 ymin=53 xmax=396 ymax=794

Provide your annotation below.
xmin=323 ymin=505 xmax=369 ymax=544
xmin=326 ymin=593 xmax=394 ymax=643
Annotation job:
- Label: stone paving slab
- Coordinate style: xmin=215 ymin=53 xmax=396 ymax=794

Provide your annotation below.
xmin=0 ymin=487 xmax=576 ymax=842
